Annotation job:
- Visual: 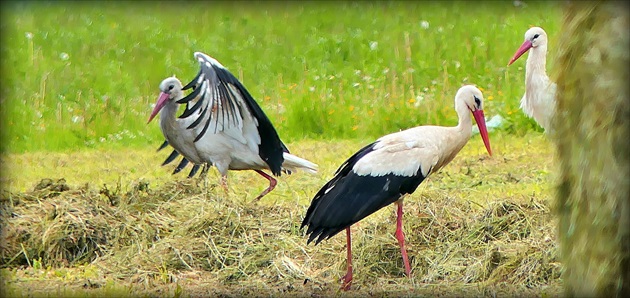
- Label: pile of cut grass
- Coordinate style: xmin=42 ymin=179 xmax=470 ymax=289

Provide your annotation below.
xmin=1 ymin=178 xmax=118 ymax=268
xmin=2 ymin=175 xmax=561 ymax=296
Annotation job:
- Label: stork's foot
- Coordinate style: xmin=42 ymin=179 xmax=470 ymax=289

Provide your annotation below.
xmin=340 ymin=272 xmax=353 ymax=291
xmin=251 ymin=170 xmax=276 ymax=203
xmin=220 ymin=176 xmax=229 ymax=194
xmin=252 ymin=187 xmax=272 ymax=202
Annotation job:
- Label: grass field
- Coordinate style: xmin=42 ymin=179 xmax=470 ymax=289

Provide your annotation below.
xmin=2 ymin=1 xmax=565 ymax=297
xmin=1 ymin=1 xmax=561 ymax=153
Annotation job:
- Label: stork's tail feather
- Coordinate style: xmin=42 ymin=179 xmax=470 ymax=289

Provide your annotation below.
xmin=282 ymin=153 xmax=318 ymax=174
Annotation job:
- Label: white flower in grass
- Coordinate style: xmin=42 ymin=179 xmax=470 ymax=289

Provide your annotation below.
xmin=121 ymin=129 xmax=136 ymax=139
xmin=369 ymin=41 xmax=378 ymax=51
xmin=420 ymin=21 xmax=430 ymax=30
xmin=25 ymin=32 xmax=34 ymax=40
xmin=60 ymin=52 xmax=69 ymax=61
xmin=72 ymin=115 xmax=83 ymax=123
xmin=513 ymin=1 xmax=527 ymax=8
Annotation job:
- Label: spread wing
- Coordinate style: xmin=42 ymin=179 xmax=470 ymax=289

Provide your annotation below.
xmin=176 ymin=52 xmax=288 ymax=175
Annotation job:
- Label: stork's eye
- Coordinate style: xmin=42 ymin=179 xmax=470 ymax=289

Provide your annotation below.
xmin=533 ymin=34 xmax=540 ymax=39
xmin=168 ymin=85 xmax=174 ymax=91
xmin=474 ymin=96 xmax=481 ymax=107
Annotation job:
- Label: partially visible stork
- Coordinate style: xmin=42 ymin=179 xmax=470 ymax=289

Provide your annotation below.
xmin=301 ymin=85 xmax=492 ymax=291
xmin=148 ymin=52 xmax=318 ymax=201
xmin=148 ymin=79 xmax=210 ymax=182
xmin=508 ymin=26 xmax=557 ymax=132
xmin=156 ymin=87 xmax=208 ymax=179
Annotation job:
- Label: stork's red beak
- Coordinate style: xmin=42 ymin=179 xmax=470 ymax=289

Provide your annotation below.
xmin=507 ymin=40 xmax=532 ymax=66
xmin=472 ymin=109 xmax=492 ymax=156
xmin=148 ymin=92 xmax=170 ymax=123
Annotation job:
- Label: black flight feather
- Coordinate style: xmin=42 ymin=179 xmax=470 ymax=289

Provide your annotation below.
xmin=162 ymin=150 xmax=180 ymax=166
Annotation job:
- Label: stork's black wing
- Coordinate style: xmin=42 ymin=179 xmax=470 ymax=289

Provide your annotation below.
xmin=301 ymin=141 xmax=427 ymax=245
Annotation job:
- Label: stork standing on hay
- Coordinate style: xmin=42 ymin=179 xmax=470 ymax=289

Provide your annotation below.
xmin=301 ymin=85 xmax=492 ymax=291
xmin=148 ymin=52 xmax=318 ymax=201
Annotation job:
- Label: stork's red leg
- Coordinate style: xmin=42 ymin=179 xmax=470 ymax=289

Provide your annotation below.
xmin=220 ymin=175 xmax=229 ymax=194
xmin=196 ymin=163 xmax=210 ymax=183
xmin=200 ymin=163 xmax=210 ymax=177
xmin=341 ymin=227 xmax=353 ymax=291
xmin=252 ymin=170 xmax=277 ymax=201
xmin=395 ymin=201 xmax=411 ymax=277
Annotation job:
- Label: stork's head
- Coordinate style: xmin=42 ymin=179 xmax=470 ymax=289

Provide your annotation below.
xmin=148 ymin=77 xmax=183 ymax=123
xmin=456 ymin=85 xmax=484 ymax=112
xmin=508 ymin=27 xmax=548 ymax=66
xmin=455 ymin=85 xmax=492 ymax=156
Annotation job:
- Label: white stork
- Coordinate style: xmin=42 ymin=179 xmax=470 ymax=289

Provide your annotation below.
xmin=508 ymin=26 xmax=557 ymax=132
xmin=156 ymin=90 xmax=209 ymax=178
xmin=148 ymin=81 xmax=209 ymax=180
xmin=301 ymin=85 xmax=492 ymax=291
xmin=148 ymin=52 xmax=318 ymax=201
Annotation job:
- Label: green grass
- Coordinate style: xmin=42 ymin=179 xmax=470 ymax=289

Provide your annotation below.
xmin=1 ymin=1 xmax=562 ymax=154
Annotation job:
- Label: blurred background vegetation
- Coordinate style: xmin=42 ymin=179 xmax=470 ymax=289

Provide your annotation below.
xmin=553 ymin=1 xmax=629 ymax=295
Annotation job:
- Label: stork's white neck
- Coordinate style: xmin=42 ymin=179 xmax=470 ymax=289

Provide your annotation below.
xmin=455 ymin=103 xmax=473 ymax=134
xmin=525 ymin=44 xmax=548 ymax=81
xmin=159 ymin=96 xmax=181 ymax=139
xmin=427 ymin=107 xmax=472 ymax=173
xmin=455 ymin=106 xmax=474 ymax=146
xmin=521 ymin=43 xmax=555 ymax=131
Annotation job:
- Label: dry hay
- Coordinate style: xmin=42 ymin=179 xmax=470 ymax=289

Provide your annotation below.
xmin=348 ymin=194 xmax=560 ymax=289
xmin=1 ymin=178 xmax=120 ymax=267
xmin=1 ymin=177 xmax=561 ymax=295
